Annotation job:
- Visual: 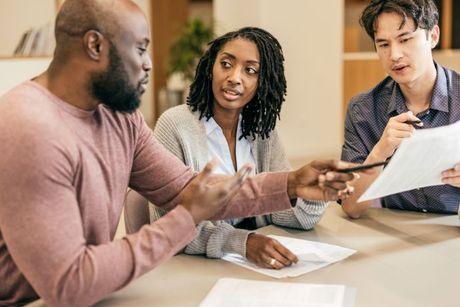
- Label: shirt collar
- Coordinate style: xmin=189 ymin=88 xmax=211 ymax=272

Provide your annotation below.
xmin=202 ymin=115 xmax=244 ymax=138
xmin=386 ymin=62 xmax=449 ymax=115
xmin=202 ymin=116 xmax=220 ymax=136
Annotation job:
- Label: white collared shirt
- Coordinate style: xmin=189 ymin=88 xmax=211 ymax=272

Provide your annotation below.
xmin=202 ymin=116 xmax=256 ymax=177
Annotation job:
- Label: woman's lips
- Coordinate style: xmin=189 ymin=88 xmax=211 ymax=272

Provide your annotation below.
xmin=222 ymin=89 xmax=241 ymax=101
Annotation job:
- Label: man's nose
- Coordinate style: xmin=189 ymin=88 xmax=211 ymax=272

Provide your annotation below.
xmin=143 ymin=56 xmax=152 ymax=72
xmin=389 ymin=43 xmax=403 ymax=62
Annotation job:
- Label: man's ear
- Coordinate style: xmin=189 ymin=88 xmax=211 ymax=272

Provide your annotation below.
xmin=83 ymin=30 xmax=105 ymax=60
xmin=430 ymin=25 xmax=440 ymax=49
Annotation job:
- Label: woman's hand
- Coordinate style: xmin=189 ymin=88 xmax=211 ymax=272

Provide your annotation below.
xmin=246 ymin=233 xmax=298 ymax=269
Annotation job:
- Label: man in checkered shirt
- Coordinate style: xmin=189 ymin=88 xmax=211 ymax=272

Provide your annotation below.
xmin=341 ymin=0 xmax=460 ymax=218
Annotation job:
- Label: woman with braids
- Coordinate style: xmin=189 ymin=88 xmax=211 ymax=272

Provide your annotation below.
xmin=150 ymin=27 xmax=327 ymax=269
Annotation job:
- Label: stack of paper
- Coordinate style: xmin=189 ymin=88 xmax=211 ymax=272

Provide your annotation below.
xmin=359 ymin=120 xmax=460 ymax=202
xmin=199 ymin=278 xmax=354 ymax=307
xmin=222 ymin=235 xmax=356 ymax=278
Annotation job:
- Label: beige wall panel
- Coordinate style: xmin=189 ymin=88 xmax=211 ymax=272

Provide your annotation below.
xmin=214 ymin=0 xmax=344 ymax=162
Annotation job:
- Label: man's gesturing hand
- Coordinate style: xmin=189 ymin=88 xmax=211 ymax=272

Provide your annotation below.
xmin=287 ymin=159 xmax=360 ymax=201
xmin=179 ymin=160 xmax=252 ymax=224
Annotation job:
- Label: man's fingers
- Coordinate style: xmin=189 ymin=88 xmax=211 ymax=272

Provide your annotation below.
xmin=392 ymin=122 xmax=415 ymax=132
xmin=389 ymin=129 xmax=413 ymax=138
xmin=325 ymin=171 xmax=355 ymax=183
xmin=442 ymin=164 xmax=460 ymax=178
xmin=196 ymin=159 xmax=219 ymax=182
xmin=323 ymin=180 xmax=348 ymax=191
xmin=310 ymin=159 xmax=353 ymax=172
xmin=395 ymin=111 xmax=421 ymax=123
xmin=442 ymin=168 xmax=456 ymax=178
xmin=235 ymin=164 xmax=252 ymax=185
xmin=223 ymin=164 xmax=252 ymax=191
xmin=442 ymin=177 xmax=460 ymax=186
xmin=212 ymin=164 xmax=253 ymax=204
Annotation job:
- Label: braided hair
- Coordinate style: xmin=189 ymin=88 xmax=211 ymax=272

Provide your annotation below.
xmin=187 ymin=27 xmax=287 ymax=140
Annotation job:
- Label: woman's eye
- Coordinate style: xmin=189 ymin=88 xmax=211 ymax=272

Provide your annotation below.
xmin=221 ymin=61 xmax=231 ymax=68
xmin=247 ymin=67 xmax=258 ymax=74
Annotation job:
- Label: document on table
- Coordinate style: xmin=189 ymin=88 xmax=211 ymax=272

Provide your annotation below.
xmin=359 ymin=120 xmax=460 ymax=202
xmin=199 ymin=278 xmax=356 ymax=307
xmin=221 ymin=235 xmax=356 ymax=278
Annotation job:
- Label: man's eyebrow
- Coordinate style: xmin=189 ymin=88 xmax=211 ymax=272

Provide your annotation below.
xmin=375 ymin=38 xmax=388 ymax=43
xmin=375 ymin=31 xmax=414 ymax=43
xmin=397 ymin=31 xmax=414 ymax=38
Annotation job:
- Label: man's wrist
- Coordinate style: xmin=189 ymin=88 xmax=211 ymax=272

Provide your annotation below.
xmin=287 ymin=171 xmax=298 ymax=199
xmin=368 ymin=145 xmax=388 ymax=163
xmin=178 ymin=204 xmax=199 ymax=225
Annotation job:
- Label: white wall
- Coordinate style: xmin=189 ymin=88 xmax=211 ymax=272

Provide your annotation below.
xmin=214 ymin=0 xmax=344 ymax=162
xmin=132 ymin=0 xmax=154 ymax=125
xmin=0 ymin=0 xmax=154 ymax=126
xmin=0 ymin=0 xmax=56 ymax=56
xmin=0 ymin=58 xmax=51 ymax=95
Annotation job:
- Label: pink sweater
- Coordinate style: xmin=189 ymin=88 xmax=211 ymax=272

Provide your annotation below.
xmin=0 ymin=81 xmax=291 ymax=306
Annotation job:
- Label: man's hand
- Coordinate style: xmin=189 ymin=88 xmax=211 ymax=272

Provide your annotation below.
xmin=287 ymin=160 xmax=363 ymax=201
xmin=178 ymin=160 xmax=252 ymax=224
xmin=442 ymin=163 xmax=460 ymax=187
xmin=246 ymin=233 xmax=298 ymax=269
xmin=372 ymin=111 xmax=421 ymax=160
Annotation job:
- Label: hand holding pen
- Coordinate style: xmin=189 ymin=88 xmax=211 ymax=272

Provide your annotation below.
xmin=370 ymin=111 xmax=422 ymax=161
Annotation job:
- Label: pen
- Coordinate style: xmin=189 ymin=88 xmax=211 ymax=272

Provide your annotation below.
xmin=337 ymin=161 xmax=388 ymax=173
xmin=405 ymin=119 xmax=423 ymax=126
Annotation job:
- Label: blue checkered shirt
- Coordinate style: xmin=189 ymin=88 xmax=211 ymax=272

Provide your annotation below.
xmin=342 ymin=63 xmax=460 ymax=214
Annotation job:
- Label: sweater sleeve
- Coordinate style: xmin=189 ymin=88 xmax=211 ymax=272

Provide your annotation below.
xmin=150 ymin=202 xmax=252 ymax=258
xmin=151 ymin=107 xmax=253 ymax=258
xmin=184 ymin=221 xmax=252 ymax=258
xmin=152 ymin=107 xmax=186 ymax=163
xmin=263 ymin=130 xmax=327 ymax=230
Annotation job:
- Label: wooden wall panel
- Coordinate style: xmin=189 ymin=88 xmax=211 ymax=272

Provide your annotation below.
xmin=151 ymin=0 xmax=188 ymax=122
xmin=343 ymin=58 xmax=387 ymax=117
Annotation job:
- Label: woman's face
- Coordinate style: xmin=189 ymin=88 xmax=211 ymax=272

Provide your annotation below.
xmin=212 ymin=38 xmax=260 ymax=113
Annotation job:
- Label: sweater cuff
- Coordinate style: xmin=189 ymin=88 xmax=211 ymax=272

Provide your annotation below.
xmin=222 ymin=228 xmax=254 ymax=257
xmin=206 ymin=223 xmax=252 ymax=258
xmin=159 ymin=205 xmax=197 ymax=246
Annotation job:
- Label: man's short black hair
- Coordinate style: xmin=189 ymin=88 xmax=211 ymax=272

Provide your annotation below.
xmin=360 ymin=0 xmax=439 ymax=40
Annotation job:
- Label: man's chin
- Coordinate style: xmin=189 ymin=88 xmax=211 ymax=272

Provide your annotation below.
xmin=103 ymin=98 xmax=141 ymax=113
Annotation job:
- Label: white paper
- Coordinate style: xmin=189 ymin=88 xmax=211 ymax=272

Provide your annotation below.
xmin=199 ymin=278 xmax=348 ymax=307
xmin=221 ymin=235 xmax=356 ymax=278
xmin=359 ymin=120 xmax=460 ymax=202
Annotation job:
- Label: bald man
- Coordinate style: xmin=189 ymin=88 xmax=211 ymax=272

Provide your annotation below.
xmin=0 ymin=1 xmax=357 ymax=305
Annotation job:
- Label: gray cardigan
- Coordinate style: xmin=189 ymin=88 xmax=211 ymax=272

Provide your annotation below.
xmin=149 ymin=104 xmax=327 ymax=258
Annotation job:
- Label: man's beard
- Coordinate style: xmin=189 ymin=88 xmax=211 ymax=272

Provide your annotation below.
xmin=90 ymin=43 xmax=142 ymax=113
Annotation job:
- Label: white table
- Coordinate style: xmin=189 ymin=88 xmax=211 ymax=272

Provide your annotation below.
xmin=29 ymin=204 xmax=460 ymax=307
